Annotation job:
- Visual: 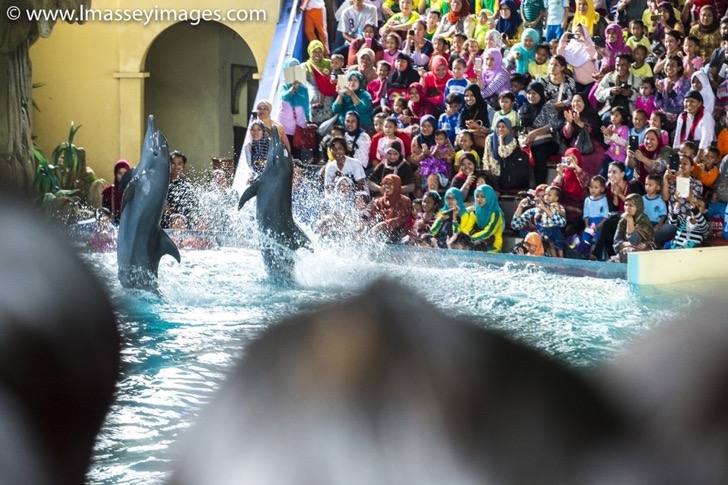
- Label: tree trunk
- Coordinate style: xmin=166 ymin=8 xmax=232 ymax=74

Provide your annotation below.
xmin=0 ymin=39 xmax=34 ymax=195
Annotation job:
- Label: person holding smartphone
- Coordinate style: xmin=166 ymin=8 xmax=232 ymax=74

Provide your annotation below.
xmin=657 ymin=152 xmax=704 ymax=245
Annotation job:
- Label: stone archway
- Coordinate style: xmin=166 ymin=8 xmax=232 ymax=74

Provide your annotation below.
xmin=143 ymin=21 xmax=257 ymax=178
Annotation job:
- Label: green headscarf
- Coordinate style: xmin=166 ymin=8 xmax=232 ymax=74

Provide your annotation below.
xmin=306 ymin=40 xmax=331 ymax=74
xmin=473 ymin=184 xmax=504 ymax=230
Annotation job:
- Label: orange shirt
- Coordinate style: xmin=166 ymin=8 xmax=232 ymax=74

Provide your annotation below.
xmin=691 ymin=163 xmax=719 ymax=188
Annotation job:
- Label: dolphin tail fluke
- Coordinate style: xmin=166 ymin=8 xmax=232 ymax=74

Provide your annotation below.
xmin=158 ymin=229 xmax=181 ymax=264
xmin=238 ymin=180 xmax=260 ymax=210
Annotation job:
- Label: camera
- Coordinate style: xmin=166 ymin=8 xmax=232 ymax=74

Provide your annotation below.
xmin=561 ymin=157 xmax=569 ymax=166
xmin=620 ymin=82 xmax=630 ymax=90
xmin=408 ymin=29 xmax=415 ymax=36
xmin=567 ymin=33 xmax=576 ymax=40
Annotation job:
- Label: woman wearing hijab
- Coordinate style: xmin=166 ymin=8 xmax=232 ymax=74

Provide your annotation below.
xmin=332 ymin=71 xmax=374 ymax=130
xmin=407 ymin=82 xmax=438 ymax=121
xmin=495 ymin=0 xmax=521 ymax=44
xmin=612 ymin=193 xmax=656 ymax=263
xmin=475 ymin=48 xmax=511 ymax=107
xmin=356 ymin=48 xmax=378 ymax=86
xmin=304 ymin=40 xmax=337 ymax=125
xmin=430 ymin=186 xmax=469 ymax=248
xmin=519 ymin=82 xmax=560 ymax=185
xmin=689 ymin=5 xmax=721 ymax=60
xmin=562 ymin=92 xmax=606 ymax=175
xmin=434 ymin=0 xmax=474 ymax=39
xmin=244 ymin=120 xmax=271 ymax=180
xmin=593 ymin=24 xmax=630 ymax=83
xmin=507 ymin=29 xmax=540 ymax=75
xmin=550 ymin=147 xmax=591 ymax=236
xmin=521 ymin=231 xmax=545 ymax=256
xmin=369 ymin=174 xmax=413 ymax=243
xmin=420 ymin=55 xmax=453 ymax=108
xmin=344 ymin=111 xmax=372 ymax=170
xmin=483 ymin=117 xmax=529 ymax=190
xmin=254 ymin=99 xmax=291 ymax=155
xmin=459 ymin=83 xmax=492 ymax=151
xmin=101 ymin=159 xmax=130 ymax=223
xmin=461 ymin=183 xmax=506 ymax=252
xmin=570 ymin=0 xmax=600 ymax=36
xmin=627 ymin=127 xmax=671 ymax=185
xmin=368 ymin=141 xmax=417 ymax=198
xmin=388 ymin=52 xmax=420 ymax=89
xmin=278 ymin=58 xmax=311 ymax=160
xmin=557 ymin=24 xmax=599 ymax=93
xmin=691 ymin=70 xmax=715 ymax=115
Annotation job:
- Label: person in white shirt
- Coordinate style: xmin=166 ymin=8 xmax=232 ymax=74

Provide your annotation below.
xmin=673 ymin=90 xmax=715 ymax=162
xmin=335 ymin=0 xmax=379 ymax=57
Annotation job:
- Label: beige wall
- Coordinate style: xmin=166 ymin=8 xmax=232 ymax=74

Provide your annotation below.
xmin=30 ymin=0 xmax=278 ymax=181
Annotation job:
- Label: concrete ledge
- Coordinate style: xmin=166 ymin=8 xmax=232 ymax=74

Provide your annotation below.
xmin=628 ymin=246 xmax=728 ymax=285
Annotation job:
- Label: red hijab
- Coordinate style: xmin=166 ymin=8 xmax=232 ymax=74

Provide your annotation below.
xmin=382 ymin=174 xmax=403 ymax=219
xmin=407 ymin=82 xmax=436 ymax=117
xmin=562 ymin=148 xmax=584 ymax=198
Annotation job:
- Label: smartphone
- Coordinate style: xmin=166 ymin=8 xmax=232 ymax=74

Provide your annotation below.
xmin=629 ymin=135 xmax=639 ymax=152
xmin=337 ymin=74 xmax=348 ymax=89
xmin=651 ymin=14 xmax=660 ymax=21
xmin=408 ymin=29 xmax=415 ymax=36
xmin=474 ymin=57 xmax=483 ymax=70
xmin=250 ymin=110 xmax=258 ymax=120
xmin=560 ymin=157 xmax=569 ymax=166
xmin=669 ymin=152 xmax=680 ymax=172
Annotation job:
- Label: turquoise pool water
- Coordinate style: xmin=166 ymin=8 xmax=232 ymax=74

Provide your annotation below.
xmin=83 ymin=243 xmax=698 ymax=484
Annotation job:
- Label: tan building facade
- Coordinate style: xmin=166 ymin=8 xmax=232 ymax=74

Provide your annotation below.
xmin=30 ymin=0 xmax=279 ymax=181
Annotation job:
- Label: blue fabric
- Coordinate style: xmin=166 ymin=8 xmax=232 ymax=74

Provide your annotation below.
xmin=442 ymin=187 xmax=467 ymax=215
xmin=279 ymin=58 xmax=311 ymax=120
xmin=474 ymin=184 xmax=504 ymax=229
xmin=545 ymin=24 xmax=563 ymax=42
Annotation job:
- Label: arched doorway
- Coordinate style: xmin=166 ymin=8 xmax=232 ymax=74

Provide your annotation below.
xmin=144 ymin=21 xmax=257 ymax=179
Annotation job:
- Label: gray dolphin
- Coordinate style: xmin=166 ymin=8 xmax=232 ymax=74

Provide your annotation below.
xmin=238 ymin=128 xmax=311 ymax=279
xmin=117 ymin=115 xmax=181 ymax=292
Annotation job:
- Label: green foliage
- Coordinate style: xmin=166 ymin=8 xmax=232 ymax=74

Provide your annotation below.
xmin=32 ymin=121 xmax=84 ymax=198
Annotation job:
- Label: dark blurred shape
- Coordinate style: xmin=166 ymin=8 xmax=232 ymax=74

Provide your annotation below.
xmin=0 ymin=193 xmax=120 ymax=484
xmin=172 ymin=280 xmax=637 ymax=484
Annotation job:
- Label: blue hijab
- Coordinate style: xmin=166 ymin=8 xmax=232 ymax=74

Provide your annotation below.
xmin=279 ymin=58 xmax=310 ymax=119
xmin=495 ymin=0 xmax=521 ymax=40
xmin=474 ymin=184 xmax=505 ymax=230
xmin=489 ymin=116 xmax=514 ymax=167
xmin=512 ymin=29 xmax=540 ymax=74
xmin=442 ymin=187 xmax=467 ymax=217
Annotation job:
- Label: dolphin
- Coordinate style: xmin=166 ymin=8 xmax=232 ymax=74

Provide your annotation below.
xmin=117 ymin=115 xmax=181 ymax=292
xmin=238 ymin=127 xmax=311 ymax=279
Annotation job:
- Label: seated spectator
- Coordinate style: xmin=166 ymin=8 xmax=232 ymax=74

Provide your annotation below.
xmin=343 ymin=111 xmax=372 ymax=170
xmin=657 ymin=153 xmax=704 ymax=245
xmin=318 ymin=177 xmax=365 ymax=240
xmin=514 ymin=231 xmax=546 ymax=256
xmin=612 ymin=193 xmax=657 ymax=262
xmin=562 ymin=93 xmax=606 ymax=176
xmin=367 ymin=174 xmax=413 ymax=242
xmin=459 ymin=83 xmax=492 ymax=153
xmin=101 ymin=159 xmax=130 ymax=224
xmin=369 ymin=141 xmax=416 ymax=197
xmin=323 ymin=136 xmax=369 ymax=200
xmin=451 ymin=153 xmax=480 ymax=202
xmin=461 ymin=184 xmax=506 ymax=252
xmin=550 ymin=148 xmax=591 ymax=237
xmin=430 ymin=186 xmax=469 ymax=248
xmin=475 ymin=48 xmax=512 ymax=108
xmin=434 ymin=0 xmax=474 ymax=39
xmin=667 ymin=195 xmax=711 ymax=249
xmin=410 ymin=190 xmax=441 ymax=239
xmin=347 ymin=23 xmax=384 ymax=67
xmin=401 ymin=19 xmax=434 ymax=68
xmin=673 ymin=90 xmax=715 ymax=162
xmin=419 ymin=55 xmax=452 ymax=108
xmin=627 ymin=127 xmax=671 ymax=185
xmin=519 ymin=82 xmax=560 ymax=185
xmin=483 ymin=117 xmax=530 ymax=191
xmin=511 ymin=185 xmax=567 ymax=257
xmin=332 ymin=71 xmax=374 ymax=130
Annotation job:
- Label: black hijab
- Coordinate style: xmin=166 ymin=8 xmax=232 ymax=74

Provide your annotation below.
xmin=460 ymin=83 xmax=490 ymax=126
xmin=519 ymin=81 xmax=546 ymax=128
xmin=388 ymin=52 xmax=419 ymax=89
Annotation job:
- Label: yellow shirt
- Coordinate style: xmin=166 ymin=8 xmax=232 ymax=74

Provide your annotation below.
xmin=528 ymin=60 xmax=549 ymax=80
xmin=630 ymin=62 xmax=653 ymax=79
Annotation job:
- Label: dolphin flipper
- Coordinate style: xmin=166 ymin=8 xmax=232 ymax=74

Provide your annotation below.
xmin=158 ymin=229 xmax=181 ymax=263
xmin=291 ymin=224 xmax=312 ymax=251
xmin=238 ymin=180 xmax=260 ymax=210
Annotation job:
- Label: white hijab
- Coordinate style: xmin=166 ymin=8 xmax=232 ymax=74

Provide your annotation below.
xmin=564 ymin=24 xmax=594 ymax=68
xmin=691 ymin=70 xmax=715 ymax=115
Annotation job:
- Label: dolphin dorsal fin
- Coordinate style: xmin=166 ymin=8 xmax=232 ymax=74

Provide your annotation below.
xmin=158 ymin=229 xmax=181 ymax=264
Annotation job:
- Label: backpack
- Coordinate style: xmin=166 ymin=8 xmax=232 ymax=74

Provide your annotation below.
xmin=499 ymin=147 xmax=530 ymax=191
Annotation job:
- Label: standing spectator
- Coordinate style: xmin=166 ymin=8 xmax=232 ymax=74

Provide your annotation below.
xmin=277 ymin=59 xmax=311 ymax=160
xmin=336 ymin=0 xmax=378 ymax=57
xmin=543 ymin=0 xmax=569 ymax=42
xmin=300 ymin=0 xmax=329 ymax=54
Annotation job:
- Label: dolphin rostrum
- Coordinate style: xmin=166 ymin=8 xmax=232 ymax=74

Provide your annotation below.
xmin=117 ymin=115 xmax=181 ymax=292
xmin=238 ymin=128 xmax=311 ymax=279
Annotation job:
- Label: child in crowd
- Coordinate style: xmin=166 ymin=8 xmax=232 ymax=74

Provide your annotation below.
xmin=449 ymin=33 xmax=468 ymax=66
xmin=520 ymin=0 xmax=546 ymax=36
xmin=543 ymin=0 xmax=569 ymax=42
xmin=599 ymin=106 xmax=630 ymax=178
xmin=392 ymin=97 xmax=413 ymax=129
xmin=643 ymin=174 xmax=667 ymax=232
xmin=528 ymin=44 xmax=551 ymax=80
xmin=630 ymin=45 xmax=653 ymax=80
xmin=668 ymin=196 xmax=710 ymax=249
xmin=473 ymin=9 xmax=491 ymax=49
xmin=462 ymin=39 xmax=482 ymax=82
xmin=375 ymin=117 xmax=403 ymax=164
xmin=319 ymin=124 xmax=347 ymax=164
xmin=680 ymin=140 xmax=699 ymax=161
xmin=425 ymin=172 xmax=447 ymax=194
xmin=626 ymin=20 xmax=651 ymax=52
xmin=510 ymin=73 xmax=528 ymax=109
xmin=491 ymin=92 xmax=520 ymax=131
xmin=368 ymin=61 xmax=392 ymax=108
xmin=454 ymin=130 xmax=481 ymax=171
xmin=692 ymin=146 xmax=721 ymax=188
xmin=635 ymin=78 xmax=657 ymax=120
xmin=330 ymin=54 xmax=346 ymax=76
xmin=444 ymin=58 xmax=469 ymax=107
xmin=418 ymin=129 xmax=455 ymax=196
xmin=424 ymin=8 xmax=441 ymax=40
xmin=411 ymin=190 xmax=441 ymax=238
xmin=438 ymin=93 xmax=462 ymax=145
xmin=682 ymin=36 xmax=702 ymax=77
xmin=430 ymin=187 xmax=468 ymax=249
xmin=630 ymin=109 xmax=648 ymax=144
xmin=382 ymin=33 xmax=403 ymax=66
xmin=515 ymin=232 xmax=546 ymax=256
xmin=431 ymin=35 xmax=450 ymax=64
xmin=582 ymin=175 xmax=609 ymax=259
xmin=511 ymin=186 xmax=567 ymax=258
xmin=649 ymin=110 xmax=670 ymax=145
